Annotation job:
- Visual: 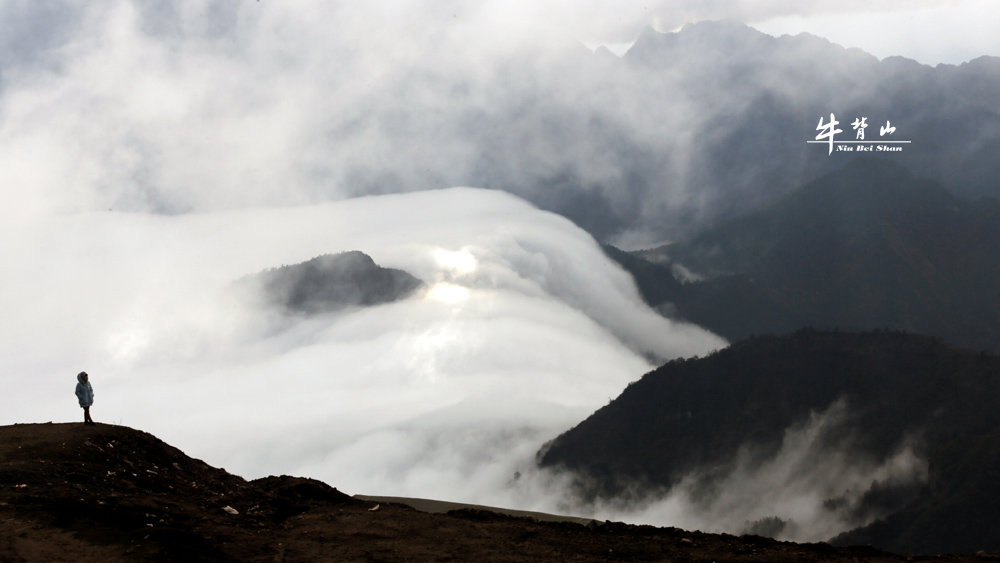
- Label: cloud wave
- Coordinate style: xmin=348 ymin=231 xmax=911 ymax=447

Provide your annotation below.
xmin=1 ymin=187 xmax=724 ymax=509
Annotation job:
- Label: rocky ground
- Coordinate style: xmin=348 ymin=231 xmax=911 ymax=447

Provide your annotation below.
xmin=1 ymin=423 xmax=996 ymax=562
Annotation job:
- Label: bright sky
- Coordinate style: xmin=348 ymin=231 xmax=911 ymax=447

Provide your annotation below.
xmin=749 ymin=1 xmax=1000 ymax=65
xmin=586 ymin=1 xmax=998 ymax=65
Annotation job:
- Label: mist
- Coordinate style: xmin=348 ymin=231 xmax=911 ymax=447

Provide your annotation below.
xmin=4 ymin=1 xmax=996 ymax=245
xmin=1 ymin=0 xmax=992 ymax=543
xmin=579 ymin=399 xmax=928 ymax=542
xmin=0 ymin=187 xmax=724 ymax=508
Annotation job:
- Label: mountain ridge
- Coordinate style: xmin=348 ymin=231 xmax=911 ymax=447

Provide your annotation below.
xmin=618 ymin=158 xmax=1000 ymax=352
xmin=537 ymin=329 xmax=1000 ymax=554
xmin=254 ymin=19 xmax=1000 ymax=243
xmin=241 ymin=250 xmax=424 ymax=316
xmin=1 ymin=422 xmax=951 ymax=561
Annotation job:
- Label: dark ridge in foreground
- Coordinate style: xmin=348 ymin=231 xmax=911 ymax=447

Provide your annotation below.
xmin=2 ymin=423 xmax=985 ymax=561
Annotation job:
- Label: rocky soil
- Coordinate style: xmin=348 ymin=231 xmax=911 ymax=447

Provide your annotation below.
xmin=1 ymin=423 xmax=996 ymax=562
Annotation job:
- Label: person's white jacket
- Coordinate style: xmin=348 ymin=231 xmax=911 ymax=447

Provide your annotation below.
xmin=75 ymin=372 xmax=94 ymax=408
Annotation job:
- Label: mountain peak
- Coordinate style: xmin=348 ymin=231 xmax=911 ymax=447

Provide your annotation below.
xmin=627 ymin=20 xmax=773 ymax=64
xmin=243 ymin=251 xmax=423 ymax=315
xmin=677 ymin=19 xmax=767 ymax=37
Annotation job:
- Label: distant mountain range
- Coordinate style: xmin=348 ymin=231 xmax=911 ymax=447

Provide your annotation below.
xmin=379 ymin=20 xmax=1000 ymax=241
xmin=245 ymin=21 xmax=1000 ymax=242
xmin=224 ymin=24 xmax=1000 ymax=557
xmin=537 ymin=39 xmax=1000 ymax=553
xmin=610 ymin=158 xmax=1000 ymax=352
xmin=538 ymin=329 xmax=1000 ymax=554
xmin=613 ymin=22 xmax=1000 ymax=232
xmin=242 ymin=251 xmax=423 ymax=315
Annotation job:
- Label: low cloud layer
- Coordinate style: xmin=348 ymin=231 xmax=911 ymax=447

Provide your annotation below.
xmin=0 ymin=0 xmax=986 ymax=539
xmin=1 ymin=188 xmax=724 ymax=508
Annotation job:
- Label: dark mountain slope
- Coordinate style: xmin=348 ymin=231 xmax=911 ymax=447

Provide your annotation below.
xmin=620 ymin=22 xmax=1000 ymax=223
xmin=601 ymin=244 xmax=685 ymax=308
xmin=625 ymin=159 xmax=1000 ymax=351
xmin=243 ymin=251 xmax=423 ymax=315
xmin=833 ymin=433 xmax=1000 ymax=554
xmin=0 ymin=423 xmax=934 ymax=561
xmin=538 ymin=330 xmax=1000 ymax=554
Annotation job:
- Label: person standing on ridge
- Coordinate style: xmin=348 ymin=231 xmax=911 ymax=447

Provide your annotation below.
xmin=75 ymin=371 xmax=95 ymax=425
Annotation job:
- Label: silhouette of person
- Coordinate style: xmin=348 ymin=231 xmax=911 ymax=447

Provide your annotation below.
xmin=75 ymin=371 xmax=95 ymax=425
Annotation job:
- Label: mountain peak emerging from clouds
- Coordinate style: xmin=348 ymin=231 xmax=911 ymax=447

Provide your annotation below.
xmin=626 ymin=19 xmax=885 ymax=68
xmin=244 ymin=251 xmax=423 ymax=316
xmin=627 ymin=20 xmax=771 ymax=63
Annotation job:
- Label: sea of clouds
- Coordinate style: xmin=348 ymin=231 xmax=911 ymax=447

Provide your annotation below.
xmin=0 ymin=186 xmax=725 ymax=510
xmin=2 ymin=0 xmax=961 ymax=542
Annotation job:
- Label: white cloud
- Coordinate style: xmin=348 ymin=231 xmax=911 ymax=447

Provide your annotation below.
xmin=0 ymin=0 xmax=989 ymax=536
xmin=0 ymin=188 xmax=723 ymax=509
xmin=3 ymin=1 xmax=995 ymax=221
xmin=2 ymin=0 xmax=995 ymax=259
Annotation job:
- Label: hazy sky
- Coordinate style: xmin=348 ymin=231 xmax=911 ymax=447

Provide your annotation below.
xmin=1 ymin=185 xmax=726 ymax=515
xmin=748 ymin=1 xmax=1000 ymax=65
xmin=394 ymin=0 xmax=999 ymax=64
xmin=0 ymin=0 xmax=991 ymax=541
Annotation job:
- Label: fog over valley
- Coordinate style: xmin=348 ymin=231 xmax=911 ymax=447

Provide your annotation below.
xmin=3 ymin=0 xmax=999 ymax=552
xmin=1 ymin=187 xmax=723 ymax=514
